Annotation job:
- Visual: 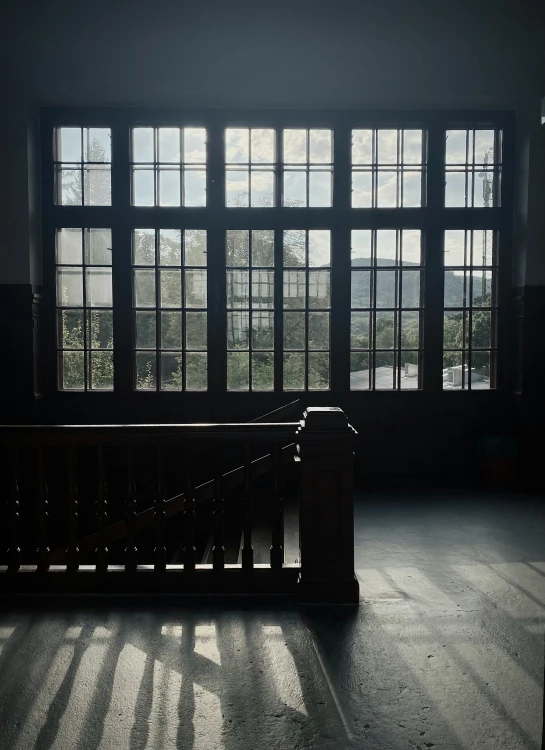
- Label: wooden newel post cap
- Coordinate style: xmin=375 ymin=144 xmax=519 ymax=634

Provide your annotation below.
xmin=296 ymin=407 xmax=358 ymax=455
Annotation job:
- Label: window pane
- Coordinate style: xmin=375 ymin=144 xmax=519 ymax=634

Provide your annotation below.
xmin=403 ymin=130 xmax=422 ymax=164
xmin=184 ymin=128 xmax=207 ymax=163
xmin=283 ymin=230 xmax=306 ymax=266
xmin=471 ymin=351 xmax=491 ymax=389
xmin=472 ymin=310 xmax=492 ymax=349
xmin=350 ymin=352 xmax=370 ymax=390
xmin=226 ymin=129 xmax=249 ymax=163
xmin=283 ymin=130 xmax=307 ymax=163
xmin=159 ymin=230 xmax=182 ymax=266
xmin=185 ymin=230 xmax=207 ymax=266
xmin=85 ymin=165 xmax=111 ymax=206
xmin=186 ymin=352 xmax=207 ymax=390
xmin=283 ymin=352 xmax=305 ymax=389
xmin=133 ymin=128 xmax=154 ymax=162
xmin=308 ymin=352 xmax=329 ymax=389
xmin=309 ymin=171 xmax=331 ymax=207
xmin=308 ymin=270 xmax=330 ymax=309
xmin=184 ymin=170 xmax=206 ymax=206
xmin=86 ymin=268 xmax=112 ymax=307
xmin=375 ymin=351 xmax=395 ymax=389
xmin=351 ymin=312 xmax=370 ymax=348
xmin=57 ymin=229 xmax=82 ymax=264
xmin=227 ymin=351 xmax=249 ymax=390
xmin=351 ymin=231 xmax=372 ymax=263
xmin=252 ymin=311 xmax=274 ymax=349
xmin=252 ymin=352 xmax=274 ymax=391
xmin=376 ymin=230 xmax=397 ymax=265
xmin=308 ymin=312 xmax=329 ymax=350
xmin=134 ymin=229 xmax=156 ymax=265
xmin=158 ymin=168 xmax=180 ymax=206
xmin=375 ymin=271 xmax=396 ymax=308
xmin=227 ymin=270 xmax=249 ymax=308
xmin=59 ymin=128 xmax=82 ymax=162
xmin=134 ymin=269 xmax=156 ymax=308
xmin=375 ymin=312 xmax=395 ymax=348
xmin=284 ymin=170 xmax=306 ymax=205
xmin=136 ymin=352 xmax=156 ymax=390
xmin=136 ymin=311 xmax=156 ymax=349
xmin=400 ymin=311 xmax=420 ymax=348
xmin=402 ymin=172 xmax=421 ymax=207
xmin=185 ymin=270 xmax=207 ymax=308
xmin=227 ymin=230 xmax=249 ymax=267
xmin=252 ymin=270 xmax=274 ymax=309
xmin=251 ymin=129 xmax=275 ymax=163
xmin=60 ymin=310 xmax=84 ymax=349
xmin=59 ymin=168 xmax=82 ymax=205
xmin=161 ymin=311 xmax=182 ymax=349
xmin=252 ymin=230 xmax=274 ymax=267
xmin=352 ymin=171 xmax=372 ymax=207
xmin=228 ymin=311 xmax=250 ymax=349
xmin=402 ymin=270 xmax=421 ymax=308
xmin=159 ymin=270 xmax=181 ymax=308
xmin=158 ymin=128 xmax=180 ymax=163
xmin=352 ymin=130 xmax=372 ymax=164
xmin=309 ymin=130 xmax=332 ymax=163
xmin=284 ymin=312 xmax=305 ymax=350
xmin=186 ymin=312 xmax=207 ymax=350
xmin=89 ymin=351 xmax=114 ymax=390
xmin=226 ymin=170 xmax=249 ymax=206
xmin=62 ymin=352 xmax=85 ymax=390
xmin=133 ymin=169 xmax=155 ymax=206
xmin=283 ymin=270 xmax=306 ymax=309
xmin=401 ymin=230 xmax=422 ymax=265
xmin=160 ymin=352 xmax=183 ymax=390
xmin=87 ymin=310 xmax=113 ymax=349
xmin=57 ymin=268 xmax=83 ymax=307
xmin=445 ymin=171 xmax=466 ymax=207
xmin=86 ymin=229 xmax=112 ymax=265
xmin=377 ymin=172 xmax=398 ymax=207
xmin=377 ymin=130 xmax=398 ymax=164
xmin=251 ymin=170 xmax=274 ymax=207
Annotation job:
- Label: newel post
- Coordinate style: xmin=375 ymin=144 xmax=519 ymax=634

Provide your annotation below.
xmin=296 ymin=407 xmax=359 ymax=605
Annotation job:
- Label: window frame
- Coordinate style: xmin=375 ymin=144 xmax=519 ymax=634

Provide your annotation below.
xmin=41 ymin=107 xmax=515 ymax=401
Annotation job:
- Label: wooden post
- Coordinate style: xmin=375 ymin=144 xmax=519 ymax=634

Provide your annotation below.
xmin=296 ymin=407 xmax=359 ymax=605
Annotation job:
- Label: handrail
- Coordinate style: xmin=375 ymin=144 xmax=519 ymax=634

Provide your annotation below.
xmin=0 ymin=422 xmax=300 ymax=446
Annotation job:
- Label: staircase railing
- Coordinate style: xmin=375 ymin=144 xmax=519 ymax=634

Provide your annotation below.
xmin=0 ymin=407 xmax=359 ymax=604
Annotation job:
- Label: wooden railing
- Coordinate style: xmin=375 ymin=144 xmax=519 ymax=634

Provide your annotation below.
xmin=0 ymin=407 xmax=359 ymax=604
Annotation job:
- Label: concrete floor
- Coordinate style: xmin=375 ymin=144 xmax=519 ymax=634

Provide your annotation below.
xmin=0 ymin=491 xmax=543 ymax=749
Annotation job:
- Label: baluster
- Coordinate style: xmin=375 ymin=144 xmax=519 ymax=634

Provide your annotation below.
xmin=7 ymin=447 xmax=21 ymax=573
xmin=95 ymin=445 xmax=108 ymax=573
xmin=270 ymin=444 xmax=284 ymax=570
xmin=37 ymin=447 xmax=50 ymax=572
xmin=241 ymin=443 xmax=254 ymax=571
xmin=125 ymin=447 xmax=138 ymax=572
xmin=212 ymin=447 xmax=224 ymax=571
xmin=66 ymin=446 xmax=79 ymax=573
xmin=154 ymin=446 xmax=167 ymax=572
xmin=183 ymin=450 xmax=196 ymax=572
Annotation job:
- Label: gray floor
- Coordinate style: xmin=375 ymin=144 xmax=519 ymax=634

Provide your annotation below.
xmin=0 ymin=491 xmax=544 ymax=749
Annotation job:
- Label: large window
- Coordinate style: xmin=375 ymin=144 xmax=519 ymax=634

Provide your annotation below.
xmin=44 ymin=110 xmax=513 ymax=397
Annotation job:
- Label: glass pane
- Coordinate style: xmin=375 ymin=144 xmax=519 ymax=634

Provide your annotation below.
xmin=252 ymin=352 xmax=274 ymax=391
xmin=57 ymin=229 xmax=82 ymax=264
xmin=251 ymin=129 xmax=275 ymax=163
xmin=83 ymin=165 xmax=111 ymax=206
xmin=184 ymin=128 xmax=207 ymax=163
xmin=252 ymin=311 xmax=274 ymax=349
xmin=375 ymin=271 xmax=396 ymax=308
xmin=350 ymin=312 xmax=370 ymax=348
xmin=308 ymin=352 xmax=329 ymax=389
xmin=226 ymin=270 xmax=249 ymax=308
xmin=471 ymin=351 xmax=491 ymax=388
xmin=308 ymin=312 xmax=329 ymax=350
xmin=473 ymin=230 xmax=494 ymax=266
xmin=283 ymin=130 xmax=307 ymax=163
xmin=158 ymin=168 xmax=180 ymax=207
xmin=350 ymin=352 xmax=370 ymax=390
xmin=227 ymin=230 xmax=249 ymax=267
xmin=186 ymin=352 xmax=207 ymax=390
xmin=308 ymin=270 xmax=330 ymax=309
xmin=57 ymin=268 xmax=83 ymax=307
xmin=133 ymin=128 xmax=154 ymax=162
xmin=309 ymin=130 xmax=332 ymax=163
xmin=402 ymin=172 xmax=422 ymax=207
xmin=252 ymin=230 xmax=274 ymax=267
xmin=352 ymin=130 xmax=372 ymax=164
xmin=376 ymin=230 xmax=397 ymax=265
xmin=135 ymin=351 xmax=156 ymax=390
xmin=185 ymin=230 xmax=207 ymax=266
xmin=472 ymin=271 xmax=494 ymax=305
xmin=400 ymin=311 xmax=420 ymax=349
xmin=85 ymin=128 xmax=111 ymax=162
xmin=283 ymin=270 xmax=306 ymax=309
xmin=251 ymin=170 xmax=274 ymax=207
xmin=89 ymin=351 xmax=113 ymax=390
xmin=134 ymin=229 xmax=156 ymax=265
xmin=158 ymin=230 xmax=181 ymax=266
xmin=225 ymin=129 xmax=249 ymax=163
xmin=133 ymin=169 xmax=155 ymax=206
xmin=283 ymin=352 xmax=305 ymax=390
xmin=444 ymin=270 xmax=466 ymax=308
xmin=158 ymin=128 xmax=180 ymax=163
xmin=62 ymin=352 xmax=85 ymax=390
xmin=184 ymin=170 xmax=206 ymax=206
xmin=474 ymin=131 xmax=495 ymax=164
xmin=445 ymin=171 xmax=466 ymax=207
xmin=159 ymin=270 xmax=181 ymax=308
xmin=443 ymin=351 xmax=465 ymax=390
xmin=134 ymin=269 xmax=156 ymax=308
xmin=160 ymin=352 xmax=183 ymax=390
xmin=399 ymin=353 xmax=419 ymax=389
xmin=401 ymin=230 xmax=422 ymax=266
xmin=309 ymin=171 xmax=331 ymax=207
xmin=227 ymin=351 xmax=249 ymax=391
xmin=59 ymin=128 xmax=81 ymax=162
xmin=135 ymin=311 xmax=156 ymax=349
xmin=375 ymin=312 xmax=395 ymax=349
xmin=351 ymin=230 xmax=372 ymax=263
xmin=226 ymin=170 xmax=249 ymax=207
xmin=283 ymin=170 xmax=306 ymax=206
xmin=403 ymin=130 xmax=422 ymax=164
xmin=402 ymin=270 xmax=421 ymax=308
xmin=185 ymin=270 xmax=207 ymax=308
xmin=161 ymin=311 xmax=182 ymax=349
xmin=472 ymin=310 xmax=492 ymax=349
xmin=252 ymin=270 xmax=274 ymax=309
xmin=446 ymin=130 xmax=468 ymax=164
xmin=375 ymin=351 xmax=395 ymax=389
xmin=186 ymin=311 xmax=207 ymax=350
xmin=284 ymin=312 xmax=305 ymax=350
xmin=86 ymin=268 xmax=112 ymax=308
xmin=227 ymin=311 xmax=249 ymax=349
xmin=377 ymin=171 xmax=398 ymax=207
xmin=444 ymin=311 xmax=467 ymax=349
xmin=444 ymin=230 xmax=466 ymax=267
xmin=350 ymin=271 xmax=371 ymax=308
xmin=59 ymin=168 xmax=82 ymax=205
xmin=377 ymin=130 xmax=398 ymax=164
xmin=87 ymin=310 xmax=113 ymax=349
xmin=308 ymin=231 xmax=330 ymax=267
xmin=60 ymin=310 xmax=84 ymax=349
xmin=351 ymin=171 xmax=372 ymax=208
xmin=283 ymin=230 xmax=305 ymax=266
xmin=86 ymin=229 xmax=112 ymax=265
